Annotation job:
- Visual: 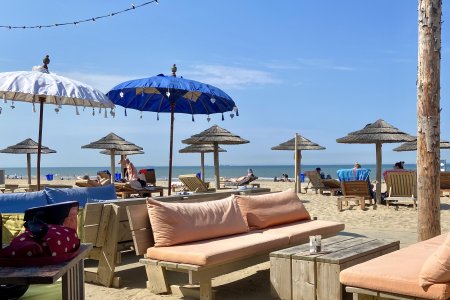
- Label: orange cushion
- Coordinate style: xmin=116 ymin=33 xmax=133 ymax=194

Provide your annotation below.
xmin=420 ymin=232 xmax=450 ymax=288
xmin=234 ymin=189 xmax=311 ymax=229
xmin=147 ymin=197 xmax=248 ymax=247
xmin=340 ymin=234 xmax=450 ymax=300
xmin=261 ymin=220 xmax=345 ymax=244
xmin=147 ymin=231 xmax=289 ymax=265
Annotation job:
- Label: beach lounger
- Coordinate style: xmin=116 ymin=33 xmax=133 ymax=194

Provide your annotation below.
xmin=178 ymin=174 xmax=214 ymax=192
xmin=222 ymin=174 xmax=258 ymax=188
xmin=385 ymin=171 xmax=417 ymax=209
xmin=114 ymin=182 xmax=164 ymax=198
xmin=338 ymin=180 xmax=374 ymax=211
xmin=440 ymin=171 xmax=450 ymax=196
xmin=304 ymin=171 xmax=341 ymax=195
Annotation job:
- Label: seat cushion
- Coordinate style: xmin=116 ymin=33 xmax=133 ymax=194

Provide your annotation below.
xmin=261 ymin=220 xmax=345 ymax=244
xmin=147 ymin=196 xmax=249 ymax=247
xmin=147 ymin=231 xmax=289 ymax=266
xmin=420 ymin=232 xmax=450 ymax=288
xmin=0 ymin=191 xmax=48 ymax=213
xmin=234 ymin=189 xmax=311 ymax=229
xmin=340 ymin=234 xmax=450 ymax=300
xmin=45 ymin=184 xmax=117 ymax=207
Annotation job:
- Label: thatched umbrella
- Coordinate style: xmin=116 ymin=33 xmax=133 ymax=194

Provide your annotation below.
xmin=272 ymin=133 xmax=325 ymax=193
xmin=336 ymin=119 xmax=415 ymax=204
xmin=179 ymin=144 xmax=226 ymax=182
xmin=81 ymin=133 xmax=143 ymax=183
xmin=182 ymin=125 xmax=249 ymax=189
xmin=100 ymin=149 xmax=145 ymax=179
xmin=0 ymin=138 xmax=56 ymax=184
xmin=393 ymin=139 xmax=450 ymax=152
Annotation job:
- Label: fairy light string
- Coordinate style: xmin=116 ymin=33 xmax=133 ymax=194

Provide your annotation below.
xmin=1 ymin=1 xmax=159 ymax=30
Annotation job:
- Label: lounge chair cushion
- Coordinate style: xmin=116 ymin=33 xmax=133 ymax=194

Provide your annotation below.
xmin=147 ymin=231 xmax=289 ymax=266
xmin=261 ymin=220 xmax=345 ymax=245
xmin=340 ymin=234 xmax=450 ymax=300
xmin=0 ymin=191 xmax=48 ymax=213
xmin=419 ymin=232 xmax=450 ymax=288
xmin=147 ymin=197 xmax=249 ymax=247
xmin=45 ymin=185 xmax=117 ymax=207
xmin=234 ymin=189 xmax=311 ymax=229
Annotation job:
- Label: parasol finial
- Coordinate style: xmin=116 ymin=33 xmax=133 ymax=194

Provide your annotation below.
xmin=171 ymin=64 xmax=177 ymax=77
xmin=42 ymin=55 xmax=50 ymax=70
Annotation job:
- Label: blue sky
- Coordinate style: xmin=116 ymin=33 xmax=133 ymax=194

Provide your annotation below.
xmin=0 ymin=0 xmax=449 ymax=168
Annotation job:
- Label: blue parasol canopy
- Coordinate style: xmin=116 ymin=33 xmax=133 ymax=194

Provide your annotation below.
xmin=106 ymin=65 xmax=239 ymax=194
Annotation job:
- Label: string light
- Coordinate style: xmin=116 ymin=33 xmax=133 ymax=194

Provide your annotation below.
xmin=1 ymin=1 xmax=159 ymax=30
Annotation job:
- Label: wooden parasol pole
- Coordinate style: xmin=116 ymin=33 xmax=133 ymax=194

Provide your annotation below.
xmin=168 ymin=102 xmax=175 ymax=195
xmin=110 ymin=149 xmax=115 ymax=184
xmin=214 ymin=142 xmax=220 ymax=189
xmin=294 ymin=133 xmax=299 ymax=193
xmin=375 ymin=142 xmax=382 ymax=204
xmin=37 ymin=97 xmax=45 ymax=190
xmin=201 ymin=152 xmax=205 ymax=182
xmin=417 ymin=0 xmax=441 ymax=241
xmin=26 ymin=153 xmax=31 ymax=185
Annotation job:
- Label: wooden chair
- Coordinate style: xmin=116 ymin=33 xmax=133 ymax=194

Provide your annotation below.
xmin=385 ymin=171 xmax=417 ymax=209
xmin=304 ymin=171 xmax=341 ymax=195
xmin=337 ymin=181 xmax=373 ymax=211
xmin=440 ymin=171 xmax=450 ymax=196
xmin=178 ymin=174 xmax=214 ymax=193
xmin=143 ymin=169 xmax=156 ymax=186
xmin=114 ymin=182 xmax=164 ymax=199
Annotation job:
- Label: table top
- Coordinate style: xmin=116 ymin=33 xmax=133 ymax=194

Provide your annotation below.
xmin=271 ymin=235 xmax=399 ymax=265
xmin=0 ymin=243 xmax=92 ymax=285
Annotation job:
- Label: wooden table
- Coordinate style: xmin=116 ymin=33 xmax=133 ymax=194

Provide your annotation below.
xmin=270 ymin=235 xmax=399 ymax=300
xmin=0 ymin=243 xmax=92 ymax=300
xmin=0 ymin=184 xmax=19 ymax=193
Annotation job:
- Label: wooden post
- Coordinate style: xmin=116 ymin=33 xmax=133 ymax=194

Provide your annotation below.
xmin=417 ymin=0 xmax=442 ymax=241
xmin=200 ymin=152 xmax=205 ymax=182
xmin=213 ymin=142 xmax=220 ymax=190
xmin=168 ymin=102 xmax=175 ymax=196
xmin=37 ymin=97 xmax=45 ymax=190
xmin=26 ymin=153 xmax=31 ymax=185
xmin=110 ymin=150 xmax=115 ymax=184
xmin=375 ymin=142 xmax=382 ymax=204
xmin=294 ymin=133 xmax=299 ymax=193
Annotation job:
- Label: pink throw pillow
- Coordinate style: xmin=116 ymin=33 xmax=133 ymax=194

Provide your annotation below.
xmin=147 ymin=197 xmax=249 ymax=247
xmin=234 ymin=189 xmax=311 ymax=229
xmin=419 ymin=232 xmax=450 ymax=288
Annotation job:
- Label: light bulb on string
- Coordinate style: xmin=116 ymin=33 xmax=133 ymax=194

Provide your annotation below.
xmin=166 ymin=90 xmax=171 ymax=98
xmin=119 ymin=91 xmax=124 ymax=98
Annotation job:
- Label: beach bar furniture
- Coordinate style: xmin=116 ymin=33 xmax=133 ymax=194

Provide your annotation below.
xmin=178 ymin=174 xmax=214 ymax=192
xmin=440 ymin=171 xmax=450 ymax=196
xmin=270 ymin=236 xmax=399 ymax=300
xmin=304 ymin=170 xmax=341 ymax=195
xmin=385 ymin=171 xmax=417 ymax=209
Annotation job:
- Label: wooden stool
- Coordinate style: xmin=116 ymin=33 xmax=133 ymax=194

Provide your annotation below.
xmin=337 ymin=196 xmax=365 ymax=211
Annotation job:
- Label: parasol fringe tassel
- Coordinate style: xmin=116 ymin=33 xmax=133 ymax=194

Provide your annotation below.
xmin=221 ymin=113 xmax=224 ymax=121
xmin=92 ymin=108 xmax=95 ymax=116
xmin=104 ymin=108 xmax=107 ymax=118
xmin=32 ymin=102 xmax=36 ymax=113
xmin=125 ymin=108 xmax=127 ymax=117
xmin=192 ymin=115 xmax=195 ymax=122
xmin=157 ymin=113 xmax=159 ymax=121
xmin=75 ymin=106 xmax=80 ymax=115
xmin=140 ymin=111 xmax=143 ymax=119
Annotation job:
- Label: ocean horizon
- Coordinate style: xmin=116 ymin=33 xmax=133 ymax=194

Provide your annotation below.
xmin=2 ymin=163 xmax=420 ymax=182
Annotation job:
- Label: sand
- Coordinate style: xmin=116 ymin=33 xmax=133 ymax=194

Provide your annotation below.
xmin=6 ymin=178 xmax=450 ymax=299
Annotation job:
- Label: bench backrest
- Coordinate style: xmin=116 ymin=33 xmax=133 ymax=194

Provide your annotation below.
xmin=305 ymin=171 xmax=325 ymax=188
xmin=386 ymin=171 xmax=417 ymax=197
xmin=179 ymin=174 xmax=208 ymax=192
xmin=144 ymin=169 xmax=156 ymax=186
xmin=341 ymin=181 xmax=372 ymax=199
xmin=440 ymin=172 xmax=450 ymax=189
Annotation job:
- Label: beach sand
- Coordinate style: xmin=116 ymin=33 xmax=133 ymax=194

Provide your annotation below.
xmin=6 ymin=178 xmax=450 ymax=299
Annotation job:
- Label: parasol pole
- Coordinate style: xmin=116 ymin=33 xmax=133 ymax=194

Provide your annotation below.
xmin=294 ymin=133 xmax=299 ymax=193
xmin=213 ymin=142 xmax=220 ymax=189
xmin=37 ymin=97 xmax=45 ymax=190
xmin=375 ymin=142 xmax=382 ymax=204
xmin=121 ymin=154 xmax=126 ymax=178
xmin=26 ymin=153 xmax=31 ymax=185
xmin=110 ymin=149 xmax=115 ymax=184
xmin=200 ymin=152 xmax=205 ymax=182
xmin=168 ymin=102 xmax=175 ymax=195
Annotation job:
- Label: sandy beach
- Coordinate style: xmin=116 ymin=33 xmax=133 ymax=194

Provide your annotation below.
xmin=6 ymin=178 xmax=450 ymax=299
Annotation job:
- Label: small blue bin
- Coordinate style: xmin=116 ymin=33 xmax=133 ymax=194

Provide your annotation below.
xmin=46 ymin=174 xmax=54 ymax=181
xmin=300 ymin=173 xmax=305 ymax=182
xmin=115 ymin=173 xmax=121 ymax=181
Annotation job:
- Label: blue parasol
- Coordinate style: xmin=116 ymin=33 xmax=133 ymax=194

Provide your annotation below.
xmin=106 ymin=65 xmax=239 ymax=194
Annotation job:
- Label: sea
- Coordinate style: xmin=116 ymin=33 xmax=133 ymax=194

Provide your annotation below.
xmin=2 ymin=164 xmax=418 ymax=182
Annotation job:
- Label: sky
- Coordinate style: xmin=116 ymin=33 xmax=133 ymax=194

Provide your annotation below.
xmin=0 ymin=0 xmax=449 ymax=168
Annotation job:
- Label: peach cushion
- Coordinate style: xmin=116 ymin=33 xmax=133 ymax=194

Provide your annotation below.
xmin=420 ymin=232 xmax=450 ymax=288
xmin=147 ymin=231 xmax=289 ymax=265
xmin=234 ymin=189 xmax=311 ymax=229
xmin=261 ymin=220 xmax=345 ymax=244
xmin=147 ymin=197 xmax=248 ymax=247
xmin=340 ymin=234 xmax=450 ymax=300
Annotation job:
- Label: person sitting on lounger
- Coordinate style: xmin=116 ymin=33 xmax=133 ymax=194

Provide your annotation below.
xmin=125 ymin=158 xmax=147 ymax=189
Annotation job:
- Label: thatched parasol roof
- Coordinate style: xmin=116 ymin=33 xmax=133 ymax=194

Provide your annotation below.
xmin=182 ymin=125 xmax=249 ymax=145
xmin=393 ymin=139 xmax=450 ymax=152
xmin=81 ymin=132 xmax=143 ymax=151
xmin=100 ymin=149 xmax=144 ymax=155
xmin=179 ymin=144 xmax=226 ymax=153
xmin=336 ymin=119 xmax=415 ymax=144
xmin=271 ymin=136 xmax=325 ymax=151
xmin=0 ymin=138 xmax=56 ymax=154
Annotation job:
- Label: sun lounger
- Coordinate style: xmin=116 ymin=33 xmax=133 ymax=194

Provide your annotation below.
xmin=178 ymin=174 xmax=215 ymax=192
xmin=385 ymin=171 xmax=417 ymax=209
xmin=337 ymin=180 xmax=374 ymax=211
xmin=222 ymin=174 xmax=258 ymax=188
xmin=304 ymin=171 xmax=341 ymax=195
xmin=114 ymin=182 xmax=164 ymax=198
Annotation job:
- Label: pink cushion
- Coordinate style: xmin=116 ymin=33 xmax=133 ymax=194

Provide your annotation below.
xmin=234 ymin=189 xmax=311 ymax=229
xmin=147 ymin=231 xmax=289 ymax=266
xmin=147 ymin=197 xmax=249 ymax=247
xmin=419 ymin=232 xmax=450 ymax=288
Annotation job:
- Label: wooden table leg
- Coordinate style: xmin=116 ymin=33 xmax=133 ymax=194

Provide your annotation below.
xmin=62 ymin=259 xmax=85 ymax=300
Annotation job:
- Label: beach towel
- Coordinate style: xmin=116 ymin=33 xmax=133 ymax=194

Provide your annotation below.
xmin=337 ymin=168 xmax=371 ymax=182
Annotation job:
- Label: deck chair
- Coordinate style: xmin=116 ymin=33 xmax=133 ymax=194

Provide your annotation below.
xmin=336 ymin=168 xmax=374 ymax=211
xmin=440 ymin=171 xmax=450 ymax=196
xmin=222 ymin=174 xmax=258 ymax=188
xmin=304 ymin=171 xmax=341 ymax=195
xmin=178 ymin=174 xmax=215 ymax=193
xmin=114 ymin=182 xmax=164 ymax=198
xmin=385 ymin=171 xmax=417 ymax=209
